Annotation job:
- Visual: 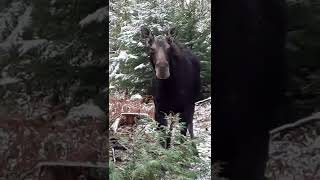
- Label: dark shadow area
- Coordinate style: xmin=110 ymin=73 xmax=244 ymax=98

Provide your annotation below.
xmin=0 ymin=0 xmax=108 ymax=179
xmin=214 ymin=0 xmax=320 ymax=179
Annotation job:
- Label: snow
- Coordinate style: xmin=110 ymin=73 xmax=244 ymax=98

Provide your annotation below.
xmin=109 ymin=61 xmax=120 ymax=78
xmin=109 ymin=0 xmax=172 ymax=83
xmin=117 ymin=51 xmax=128 ymax=61
xmin=66 ymin=100 xmax=106 ymax=121
xmin=0 ymin=77 xmax=20 ymax=85
xmin=134 ymin=63 xmax=146 ymax=70
xmin=18 ymin=39 xmax=48 ymax=56
xmin=2 ymin=6 xmax=32 ymax=47
xmin=79 ymin=7 xmax=107 ymax=27
xmin=128 ymin=54 xmax=138 ymax=59
xmin=0 ymin=1 xmax=26 ymax=41
xmin=109 ymin=95 xmax=212 ymax=179
xmin=270 ymin=111 xmax=320 ymax=134
xmin=50 ymin=0 xmax=56 ymax=5
xmin=109 ymin=51 xmax=136 ymax=78
xmin=193 ymin=97 xmax=211 ymax=180
xmin=137 ymin=42 xmax=144 ymax=47
xmin=266 ymin=111 xmax=320 ymax=179
xmin=114 ymin=73 xmax=125 ymax=79
xmin=41 ymin=41 xmax=72 ymax=60
xmin=130 ymin=94 xmax=142 ymax=100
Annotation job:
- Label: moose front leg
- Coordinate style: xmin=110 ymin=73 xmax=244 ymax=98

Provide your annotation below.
xmin=155 ymin=109 xmax=171 ymax=148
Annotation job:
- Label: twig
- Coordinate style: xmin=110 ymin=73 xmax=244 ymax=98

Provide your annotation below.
xmin=111 ymin=117 xmax=121 ymax=132
xmin=36 ymin=161 xmax=107 ymax=168
xmin=270 ymin=112 xmax=320 ymax=134
xmin=112 ymin=147 xmax=116 ymax=162
xmin=195 ymin=97 xmax=211 ymax=105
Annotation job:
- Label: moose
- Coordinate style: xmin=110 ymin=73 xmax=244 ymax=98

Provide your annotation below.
xmin=214 ymin=0 xmax=288 ymax=179
xmin=141 ymin=26 xmax=201 ymax=148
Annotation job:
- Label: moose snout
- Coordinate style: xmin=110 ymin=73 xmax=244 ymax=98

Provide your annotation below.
xmin=155 ymin=63 xmax=170 ymax=79
xmin=156 ymin=63 xmax=168 ymax=70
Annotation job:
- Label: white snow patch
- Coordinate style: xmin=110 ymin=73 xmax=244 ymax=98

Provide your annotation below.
xmin=50 ymin=0 xmax=56 ymax=5
xmin=0 ymin=1 xmax=26 ymax=41
xmin=134 ymin=63 xmax=146 ymax=70
xmin=2 ymin=6 xmax=32 ymax=47
xmin=109 ymin=61 xmax=120 ymax=78
xmin=117 ymin=51 xmax=128 ymax=61
xmin=193 ymin=97 xmax=211 ymax=180
xmin=114 ymin=73 xmax=125 ymax=79
xmin=66 ymin=100 xmax=106 ymax=121
xmin=137 ymin=42 xmax=144 ymax=47
xmin=0 ymin=77 xmax=20 ymax=85
xmin=130 ymin=94 xmax=142 ymax=100
xmin=128 ymin=54 xmax=138 ymax=59
xmin=18 ymin=39 xmax=48 ymax=56
xmin=79 ymin=7 xmax=107 ymax=27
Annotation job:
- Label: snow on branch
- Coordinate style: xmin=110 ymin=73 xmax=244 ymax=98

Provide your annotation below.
xmin=195 ymin=97 xmax=211 ymax=105
xmin=4 ymin=6 xmax=32 ymax=45
xmin=79 ymin=6 xmax=107 ymax=27
xmin=18 ymin=39 xmax=48 ymax=56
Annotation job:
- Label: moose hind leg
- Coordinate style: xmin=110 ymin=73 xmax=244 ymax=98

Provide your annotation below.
xmin=188 ymin=121 xmax=194 ymax=139
xmin=181 ymin=105 xmax=195 ymax=136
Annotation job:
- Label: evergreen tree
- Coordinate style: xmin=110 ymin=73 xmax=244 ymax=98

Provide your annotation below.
xmin=0 ymin=0 xmax=108 ymax=115
xmin=109 ymin=0 xmax=211 ymax=98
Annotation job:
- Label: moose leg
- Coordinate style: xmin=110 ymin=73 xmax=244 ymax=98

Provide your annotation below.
xmin=155 ymin=109 xmax=171 ymax=148
xmin=181 ymin=104 xmax=198 ymax=155
xmin=188 ymin=121 xmax=194 ymax=139
xmin=181 ymin=104 xmax=195 ymax=137
xmin=155 ymin=109 xmax=167 ymax=127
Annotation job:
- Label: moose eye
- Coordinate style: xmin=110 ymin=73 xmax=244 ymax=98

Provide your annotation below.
xmin=164 ymin=42 xmax=170 ymax=49
xmin=150 ymin=47 xmax=155 ymax=53
xmin=150 ymin=43 xmax=156 ymax=53
xmin=166 ymin=37 xmax=173 ymax=45
xmin=148 ymin=39 xmax=153 ymax=46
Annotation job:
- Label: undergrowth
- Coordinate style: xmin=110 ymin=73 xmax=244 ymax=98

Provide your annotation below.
xmin=109 ymin=114 xmax=212 ymax=180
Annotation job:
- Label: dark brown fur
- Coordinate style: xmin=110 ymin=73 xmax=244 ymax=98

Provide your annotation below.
xmin=141 ymin=27 xmax=201 ymax=148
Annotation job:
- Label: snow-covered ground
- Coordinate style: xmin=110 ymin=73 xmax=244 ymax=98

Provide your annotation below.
xmin=193 ymin=97 xmax=212 ymax=180
xmin=266 ymin=112 xmax=320 ymax=180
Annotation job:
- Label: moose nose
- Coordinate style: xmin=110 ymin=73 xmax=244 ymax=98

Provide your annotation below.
xmin=156 ymin=62 xmax=168 ymax=69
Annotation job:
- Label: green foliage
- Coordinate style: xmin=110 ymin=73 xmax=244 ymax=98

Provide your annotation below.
xmin=31 ymin=0 xmax=104 ymax=39
xmin=171 ymin=0 xmax=211 ymax=97
xmin=109 ymin=114 xmax=210 ymax=180
xmin=0 ymin=0 xmax=109 ymax=115
xmin=109 ymin=0 xmax=211 ymax=97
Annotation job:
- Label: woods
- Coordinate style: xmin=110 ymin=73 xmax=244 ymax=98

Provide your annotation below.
xmin=0 ymin=1 xmax=108 ymax=179
xmin=109 ymin=0 xmax=212 ymax=179
xmin=109 ymin=0 xmax=211 ymax=98
xmin=0 ymin=0 xmax=320 ymax=179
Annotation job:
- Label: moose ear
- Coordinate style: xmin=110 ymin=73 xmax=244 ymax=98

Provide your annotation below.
xmin=141 ymin=26 xmax=154 ymax=46
xmin=166 ymin=27 xmax=176 ymax=44
xmin=167 ymin=27 xmax=176 ymax=38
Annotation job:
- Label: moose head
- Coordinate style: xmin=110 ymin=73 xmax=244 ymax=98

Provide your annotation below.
xmin=141 ymin=26 xmax=177 ymax=79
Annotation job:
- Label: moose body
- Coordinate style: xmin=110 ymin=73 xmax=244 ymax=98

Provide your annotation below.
xmin=141 ymin=27 xmax=201 ymax=146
